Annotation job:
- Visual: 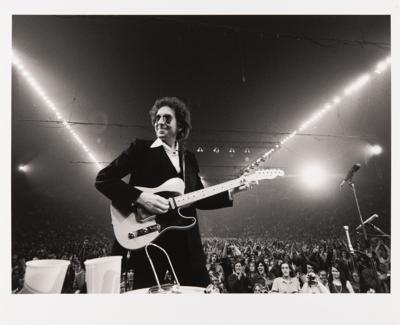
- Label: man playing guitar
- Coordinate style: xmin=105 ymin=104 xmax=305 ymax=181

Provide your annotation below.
xmin=95 ymin=97 xmax=249 ymax=290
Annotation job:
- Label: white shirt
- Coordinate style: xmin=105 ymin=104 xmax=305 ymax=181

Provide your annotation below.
xmin=150 ymin=138 xmax=234 ymax=200
xmin=150 ymin=138 xmax=181 ymax=173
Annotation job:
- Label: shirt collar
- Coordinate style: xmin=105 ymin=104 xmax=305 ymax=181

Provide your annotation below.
xmin=150 ymin=138 xmax=179 ymax=153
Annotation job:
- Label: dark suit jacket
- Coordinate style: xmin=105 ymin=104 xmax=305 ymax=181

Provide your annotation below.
xmin=95 ymin=139 xmax=232 ymax=289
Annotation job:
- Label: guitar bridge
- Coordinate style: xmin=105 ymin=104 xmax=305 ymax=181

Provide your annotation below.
xmin=128 ymin=224 xmax=161 ymax=239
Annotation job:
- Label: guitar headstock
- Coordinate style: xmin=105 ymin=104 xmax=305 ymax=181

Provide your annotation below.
xmin=244 ymin=168 xmax=285 ymax=181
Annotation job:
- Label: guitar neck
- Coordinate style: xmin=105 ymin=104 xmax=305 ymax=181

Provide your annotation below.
xmin=173 ymin=178 xmax=244 ymax=208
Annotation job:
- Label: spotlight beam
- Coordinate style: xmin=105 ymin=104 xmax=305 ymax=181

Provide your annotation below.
xmin=12 ymin=51 xmax=102 ymax=170
xmin=242 ymin=55 xmax=391 ymax=174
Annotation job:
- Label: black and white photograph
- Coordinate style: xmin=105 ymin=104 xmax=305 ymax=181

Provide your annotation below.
xmin=2 ymin=1 xmax=399 ymax=325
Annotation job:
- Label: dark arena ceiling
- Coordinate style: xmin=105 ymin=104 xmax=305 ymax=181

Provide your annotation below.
xmin=12 ymin=15 xmax=391 ymax=238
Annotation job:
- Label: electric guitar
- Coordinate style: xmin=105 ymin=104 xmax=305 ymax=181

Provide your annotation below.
xmin=110 ymin=169 xmax=284 ymax=250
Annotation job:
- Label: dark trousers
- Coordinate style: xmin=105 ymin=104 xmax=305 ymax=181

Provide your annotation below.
xmin=111 ymin=238 xmax=210 ymax=290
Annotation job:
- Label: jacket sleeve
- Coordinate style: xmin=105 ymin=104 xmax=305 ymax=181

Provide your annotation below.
xmin=95 ymin=141 xmax=143 ymax=212
xmin=188 ymin=152 xmax=233 ymax=210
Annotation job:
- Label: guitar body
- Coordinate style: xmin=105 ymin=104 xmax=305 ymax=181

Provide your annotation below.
xmin=110 ymin=169 xmax=284 ymax=250
xmin=110 ymin=178 xmax=196 ymax=250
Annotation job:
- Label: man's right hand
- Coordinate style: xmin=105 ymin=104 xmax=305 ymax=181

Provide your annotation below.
xmin=136 ymin=192 xmax=169 ymax=214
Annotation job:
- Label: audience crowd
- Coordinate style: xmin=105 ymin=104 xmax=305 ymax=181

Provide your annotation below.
xmin=201 ymin=234 xmax=390 ymax=293
xmin=12 ymin=198 xmax=390 ymax=294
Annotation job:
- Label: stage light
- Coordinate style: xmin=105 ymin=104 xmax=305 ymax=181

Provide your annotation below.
xmin=299 ymin=164 xmax=328 ymax=188
xmin=375 ymin=58 xmax=390 ymax=74
xmin=369 ymin=144 xmax=383 ymax=155
xmin=344 ymin=75 xmax=369 ymax=96
xmin=359 ymin=74 xmax=371 ymax=84
xmin=333 ymin=96 xmax=341 ymax=104
xmin=298 ymin=123 xmax=307 ymax=132
xmin=12 ymin=51 xmax=102 ymax=170
xmin=247 ymin=54 xmax=389 ymax=175
xmin=196 ymin=146 xmax=204 ymax=153
xmin=12 ymin=52 xmax=21 ymax=66
xmin=376 ymin=61 xmax=387 ymax=71
xmin=213 ymin=147 xmax=220 ymax=154
xmin=263 ymin=151 xmax=271 ymax=158
xmin=18 ymin=164 xmax=29 ymax=173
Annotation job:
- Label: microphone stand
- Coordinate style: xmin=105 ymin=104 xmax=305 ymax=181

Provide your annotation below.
xmin=348 ymin=182 xmax=368 ymax=242
xmin=343 ymin=226 xmax=356 ymax=272
xmin=368 ymin=223 xmax=391 ymax=238
xmin=345 ymin=180 xmax=384 ymax=292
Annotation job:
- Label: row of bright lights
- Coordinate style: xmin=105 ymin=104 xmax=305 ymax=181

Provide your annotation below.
xmin=197 ymin=147 xmax=252 ymax=154
xmin=12 ymin=52 xmax=102 ymax=170
xmin=242 ymin=56 xmax=391 ymax=174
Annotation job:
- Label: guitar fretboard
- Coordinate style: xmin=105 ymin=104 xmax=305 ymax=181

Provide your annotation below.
xmin=174 ymin=178 xmax=245 ymax=208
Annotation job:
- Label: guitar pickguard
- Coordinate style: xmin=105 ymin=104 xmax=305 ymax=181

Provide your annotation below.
xmin=110 ymin=186 xmax=196 ymax=250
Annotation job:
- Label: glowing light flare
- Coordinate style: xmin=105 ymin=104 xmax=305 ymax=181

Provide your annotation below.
xmin=298 ymin=121 xmax=310 ymax=132
xmin=377 ymin=61 xmax=387 ymax=71
xmin=344 ymin=74 xmax=371 ymax=95
xmin=280 ymin=137 xmax=289 ymax=145
xmin=263 ymin=151 xmax=272 ymax=158
xmin=369 ymin=144 xmax=383 ymax=155
xmin=333 ymin=96 xmax=341 ymax=104
xmin=299 ymin=164 xmax=328 ymax=188
xmin=18 ymin=164 xmax=29 ymax=173
xmin=12 ymin=55 xmax=21 ymax=66
xmin=375 ymin=57 xmax=391 ymax=74
xmin=213 ymin=147 xmax=220 ymax=154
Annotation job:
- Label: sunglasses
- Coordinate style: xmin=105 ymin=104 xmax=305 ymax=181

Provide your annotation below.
xmin=155 ymin=114 xmax=173 ymax=124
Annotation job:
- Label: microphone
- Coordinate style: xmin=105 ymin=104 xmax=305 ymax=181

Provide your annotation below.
xmin=343 ymin=226 xmax=354 ymax=254
xmin=340 ymin=163 xmax=361 ymax=188
xmin=368 ymin=223 xmax=390 ymax=238
xmin=355 ymin=214 xmax=379 ymax=230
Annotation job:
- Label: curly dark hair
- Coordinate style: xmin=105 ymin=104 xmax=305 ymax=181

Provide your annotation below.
xmin=255 ymin=261 xmax=268 ymax=275
xmin=149 ymin=97 xmax=192 ymax=141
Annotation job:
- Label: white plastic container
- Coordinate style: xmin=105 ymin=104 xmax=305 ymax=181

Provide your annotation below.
xmin=22 ymin=259 xmax=70 ymax=294
xmin=84 ymin=256 xmax=122 ymax=294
